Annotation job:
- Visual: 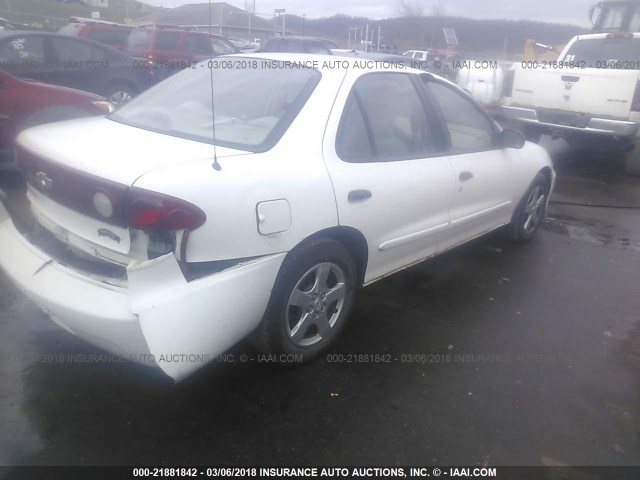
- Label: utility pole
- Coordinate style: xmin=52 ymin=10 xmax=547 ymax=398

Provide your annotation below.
xmin=274 ymin=8 xmax=285 ymax=37
xmin=365 ymin=24 xmax=369 ymax=52
xmin=377 ymin=26 xmax=381 ymax=52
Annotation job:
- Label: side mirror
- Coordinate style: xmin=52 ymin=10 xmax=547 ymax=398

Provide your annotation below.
xmin=502 ymin=129 xmax=525 ymax=149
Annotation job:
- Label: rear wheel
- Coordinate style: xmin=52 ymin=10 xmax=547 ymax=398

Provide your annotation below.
xmin=252 ymin=238 xmax=357 ymax=362
xmin=105 ymin=83 xmax=136 ymax=107
xmin=509 ymin=173 xmax=550 ymax=242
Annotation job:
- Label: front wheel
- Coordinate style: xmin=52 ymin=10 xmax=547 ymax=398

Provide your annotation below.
xmin=252 ymin=238 xmax=357 ymax=362
xmin=509 ymin=173 xmax=550 ymax=242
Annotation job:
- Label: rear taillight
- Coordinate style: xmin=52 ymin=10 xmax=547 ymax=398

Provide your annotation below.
xmin=16 ymin=149 xmax=206 ymax=232
xmin=632 ymin=79 xmax=640 ymax=112
xmin=502 ymin=68 xmax=516 ymax=97
xmin=138 ymin=54 xmax=156 ymax=71
xmin=125 ymin=188 xmax=206 ymax=231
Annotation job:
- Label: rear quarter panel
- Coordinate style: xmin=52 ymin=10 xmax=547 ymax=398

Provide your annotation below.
xmin=131 ymin=67 xmax=347 ymax=262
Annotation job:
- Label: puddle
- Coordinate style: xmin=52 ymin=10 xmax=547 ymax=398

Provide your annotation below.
xmin=543 ymin=216 xmax=640 ymax=252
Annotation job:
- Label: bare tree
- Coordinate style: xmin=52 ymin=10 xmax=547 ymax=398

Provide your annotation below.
xmin=397 ymin=0 xmax=426 ymax=17
xmin=432 ymin=0 xmax=448 ymax=17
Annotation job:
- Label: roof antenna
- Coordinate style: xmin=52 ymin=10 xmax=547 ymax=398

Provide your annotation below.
xmin=208 ymin=0 xmax=221 ymax=171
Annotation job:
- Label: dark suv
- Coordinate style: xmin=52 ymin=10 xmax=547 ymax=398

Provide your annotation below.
xmin=59 ymin=17 xmax=134 ymax=52
xmin=261 ymin=36 xmax=338 ymax=54
xmin=126 ymin=27 xmax=238 ymax=81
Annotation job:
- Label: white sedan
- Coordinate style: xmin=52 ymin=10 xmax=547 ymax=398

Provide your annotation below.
xmin=0 ymin=54 xmax=555 ymax=381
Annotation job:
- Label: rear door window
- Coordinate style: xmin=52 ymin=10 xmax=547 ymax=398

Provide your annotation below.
xmin=155 ymin=31 xmax=181 ymax=51
xmin=51 ymin=37 xmax=94 ymax=63
xmin=426 ymin=81 xmax=496 ymax=152
xmin=337 ymin=73 xmax=438 ymax=162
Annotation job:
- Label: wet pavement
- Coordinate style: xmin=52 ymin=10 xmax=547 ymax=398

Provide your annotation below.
xmin=0 ymin=138 xmax=639 ymax=467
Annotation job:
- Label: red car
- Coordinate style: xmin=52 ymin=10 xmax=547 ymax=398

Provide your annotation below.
xmin=126 ymin=27 xmax=238 ymax=81
xmin=0 ymin=70 xmax=113 ymax=163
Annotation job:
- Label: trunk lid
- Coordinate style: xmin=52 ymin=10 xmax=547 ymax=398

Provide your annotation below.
xmin=16 ymin=117 xmax=247 ymax=257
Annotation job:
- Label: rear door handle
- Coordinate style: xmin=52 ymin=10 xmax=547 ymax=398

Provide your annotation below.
xmin=459 ymin=171 xmax=474 ymax=182
xmin=348 ymin=189 xmax=372 ymax=203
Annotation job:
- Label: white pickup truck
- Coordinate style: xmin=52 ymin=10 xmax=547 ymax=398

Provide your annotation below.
xmin=502 ymin=32 xmax=640 ymax=174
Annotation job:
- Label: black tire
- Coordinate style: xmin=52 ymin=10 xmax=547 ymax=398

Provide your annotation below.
xmin=105 ymin=83 xmax=137 ymax=107
xmin=252 ymin=238 xmax=357 ymax=363
xmin=509 ymin=173 xmax=550 ymax=242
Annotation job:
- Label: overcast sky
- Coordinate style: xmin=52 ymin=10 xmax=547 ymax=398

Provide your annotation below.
xmin=139 ymin=0 xmax=592 ymax=25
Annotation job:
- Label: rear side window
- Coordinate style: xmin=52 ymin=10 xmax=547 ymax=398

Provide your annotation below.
xmin=128 ymin=29 xmax=152 ymax=49
xmin=184 ymin=34 xmax=210 ymax=54
xmin=155 ymin=31 xmax=180 ymax=51
xmin=88 ymin=28 xmax=131 ymax=47
xmin=337 ymin=99 xmax=374 ymax=160
xmin=0 ymin=36 xmax=45 ymax=66
xmin=563 ymin=38 xmax=640 ymax=68
xmin=337 ymin=73 xmax=437 ymax=162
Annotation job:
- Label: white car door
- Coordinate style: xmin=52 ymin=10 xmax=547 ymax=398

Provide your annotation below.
xmin=323 ymin=71 xmax=456 ymax=284
xmin=423 ymin=79 xmax=518 ymax=249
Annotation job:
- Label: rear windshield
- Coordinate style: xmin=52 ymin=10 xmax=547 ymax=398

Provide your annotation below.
xmin=58 ymin=24 xmax=81 ymax=35
xmin=110 ymin=59 xmax=321 ymax=152
xmin=88 ymin=28 xmax=132 ymax=47
xmin=563 ymin=37 xmax=640 ymax=68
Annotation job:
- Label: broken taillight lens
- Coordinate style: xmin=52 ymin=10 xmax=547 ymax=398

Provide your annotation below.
xmin=124 ymin=188 xmax=206 ymax=231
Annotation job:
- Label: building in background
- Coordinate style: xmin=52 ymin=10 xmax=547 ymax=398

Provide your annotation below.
xmin=133 ymin=3 xmax=281 ymax=45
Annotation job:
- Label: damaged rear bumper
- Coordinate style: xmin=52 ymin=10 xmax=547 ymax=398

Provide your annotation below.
xmin=0 ymin=195 xmax=285 ymax=381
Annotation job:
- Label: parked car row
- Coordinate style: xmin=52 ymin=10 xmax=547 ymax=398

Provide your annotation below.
xmin=59 ymin=18 xmax=238 ymax=79
xmin=0 ymin=31 xmax=154 ymax=105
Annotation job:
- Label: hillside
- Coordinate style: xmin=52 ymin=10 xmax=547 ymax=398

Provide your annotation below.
xmin=0 ymin=0 xmax=154 ymax=28
xmin=286 ymin=14 xmax=587 ymax=55
xmin=0 ymin=1 xmax=586 ymax=56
